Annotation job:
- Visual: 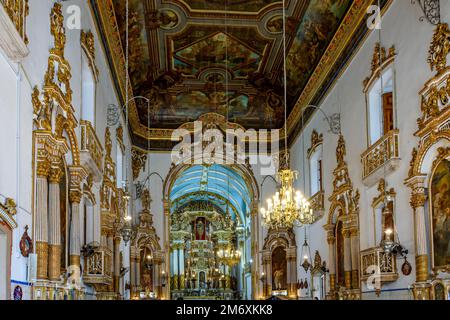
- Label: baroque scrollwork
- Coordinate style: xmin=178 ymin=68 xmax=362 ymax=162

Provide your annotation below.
xmin=132 ymin=147 xmax=147 ymax=181
xmin=81 ymin=30 xmax=99 ymax=80
xmin=307 ymin=130 xmax=323 ymax=158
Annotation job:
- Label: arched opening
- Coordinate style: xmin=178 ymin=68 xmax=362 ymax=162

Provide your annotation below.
xmin=166 ymin=164 xmax=258 ymax=300
xmin=367 ymin=67 xmax=395 ymax=145
xmin=60 ymin=161 xmax=68 ymax=273
xmin=272 ymin=246 xmax=287 ymax=291
xmin=81 ymin=52 xmax=96 ymax=124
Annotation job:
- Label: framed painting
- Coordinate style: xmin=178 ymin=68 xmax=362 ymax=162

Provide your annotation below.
xmin=429 ymin=158 xmax=450 ymax=272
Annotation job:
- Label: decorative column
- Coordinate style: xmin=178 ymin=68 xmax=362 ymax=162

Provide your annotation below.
xmin=261 ymin=252 xmax=270 ymax=298
xmin=343 ymin=230 xmax=352 ymax=290
xmin=69 ymin=190 xmax=81 ymax=267
xmin=251 ymin=204 xmax=259 ymax=299
xmin=179 ymin=245 xmax=185 ymax=290
xmin=407 ymin=176 xmax=431 ymax=299
xmin=68 ymin=166 xmax=87 ymax=269
xmin=350 ymin=229 xmax=359 ymax=289
xmin=163 ymin=199 xmax=170 ymax=300
xmin=129 ymin=249 xmax=136 ymax=297
xmin=48 ymin=165 xmax=63 ymax=282
xmin=286 ymin=247 xmax=297 ymax=298
xmin=135 ymin=255 xmax=141 ymax=292
xmin=35 ymin=160 xmax=50 ymax=280
xmin=173 ymin=244 xmax=179 ymax=290
xmin=113 ymin=236 xmax=121 ymax=293
xmin=324 ymin=225 xmax=336 ymax=294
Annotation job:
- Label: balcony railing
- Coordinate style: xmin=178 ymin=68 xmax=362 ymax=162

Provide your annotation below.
xmin=361 ymin=130 xmax=400 ymax=184
xmin=309 ymin=191 xmax=325 ymax=219
xmin=83 ymin=247 xmax=113 ymax=285
xmin=80 ymin=120 xmax=104 ymax=178
xmin=360 ymin=247 xmax=398 ymax=284
xmin=1 ymin=0 xmax=28 ymax=43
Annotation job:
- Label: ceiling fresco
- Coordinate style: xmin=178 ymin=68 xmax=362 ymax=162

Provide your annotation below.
xmin=180 ymin=0 xmax=280 ymax=13
xmin=92 ymin=0 xmax=385 ymax=150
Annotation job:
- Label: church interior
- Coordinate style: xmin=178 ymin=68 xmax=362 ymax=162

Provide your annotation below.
xmin=0 ymin=0 xmax=449 ymax=301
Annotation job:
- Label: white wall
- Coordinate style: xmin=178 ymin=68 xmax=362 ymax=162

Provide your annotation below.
xmin=289 ymin=0 xmax=449 ymax=299
xmin=0 ymin=0 xmax=133 ymax=299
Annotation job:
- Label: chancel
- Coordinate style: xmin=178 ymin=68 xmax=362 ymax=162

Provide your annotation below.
xmin=0 ymin=0 xmax=449 ymax=302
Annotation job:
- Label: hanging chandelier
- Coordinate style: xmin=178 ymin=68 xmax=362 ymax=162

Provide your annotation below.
xmin=216 ymin=247 xmax=241 ymax=266
xmin=260 ymin=1 xmax=314 ymax=230
xmin=261 ymin=169 xmax=313 ymax=230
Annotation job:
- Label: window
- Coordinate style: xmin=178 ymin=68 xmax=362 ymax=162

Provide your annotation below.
xmin=309 ymin=149 xmax=323 ymax=196
xmin=307 ymin=130 xmax=324 ymax=197
xmin=81 ymin=53 xmax=95 ymax=124
xmin=367 ymin=67 xmax=395 ymax=145
xmin=116 ymin=146 xmax=124 ymax=188
xmin=371 ymin=180 xmax=396 ymax=247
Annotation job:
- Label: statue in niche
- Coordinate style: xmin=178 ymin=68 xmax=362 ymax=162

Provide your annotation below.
xmin=272 ymin=246 xmax=287 ymax=291
xmin=195 ymin=217 xmax=206 ymax=240
xmin=336 ymin=135 xmax=346 ymax=165
xmin=141 ymin=189 xmax=151 ymax=211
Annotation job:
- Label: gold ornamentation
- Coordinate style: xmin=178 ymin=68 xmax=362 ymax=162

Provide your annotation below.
xmin=81 ymin=30 xmax=99 ymax=80
xmin=416 ymin=254 xmax=429 ymax=282
xmin=69 ymin=190 xmax=82 ymax=204
xmin=360 ymin=248 xmax=398 ymax=284
xmin=361 ymin=130 xmax=400 ymax=180
xmin=372 ymin=179 xmax=396 ymax=207
xmin=1 ymin=0 xmax=29 ymax=43
xmin=80 ymin=120 xmax=104 ymax=174
xmin=48 ymin=166 xmax=63 ymax=184
xmin=307 ymin=130 xmax=323 ymax=159
xmin=35 ymin=241 xmax=48 ymax=280
xmin=116 ymin=125 xmax=125 ymax=152
xmin=428 ymin=23 xmax=450 ymax=74
xmin=363 ymin=43 xmax=396 ymax=89
xmin=48 ymin=244 xmax=61 ymax=281
xmin=0 ymin=197 xmax=17 ymax=229
xmin=131 ymin=147 xmax=147 ymax=181
xmin=309 ymin=190 xmax=325 ymax=214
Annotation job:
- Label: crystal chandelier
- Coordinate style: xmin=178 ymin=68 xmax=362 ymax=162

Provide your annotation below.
xmin=261 ymin=169 xmax=313 ymax=230
xmin=216 ymin=247 xmax=241 ymax=266
xmin=260 ymin=1 xmax=314 ymax=230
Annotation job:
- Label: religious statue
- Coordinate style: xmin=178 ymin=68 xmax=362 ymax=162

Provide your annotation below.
xmin=273 ymin=268 xmax=284 ymax=290
xmin=141 ymin=189 xmax=151 ymax=211
xmin=336 ymin=135 xmax=346 ymax=165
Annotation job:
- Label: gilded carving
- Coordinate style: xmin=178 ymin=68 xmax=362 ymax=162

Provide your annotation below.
xmin=363 ymin=43 xmax=396 ymax=89
xmin=1 ymin=0 xmax=29 ymax=43
xmin=81 ymin=30 xmax=99 ymax=80
xmin=307 ymin=130 xmax=323 ymax=158
xmin=325 ymin=134 xmax=360 ymax=298
xmin=132 ymin=147 xmax=147 ymax=181
xmin=0 ymin=197 xmax=17 ymax=229
xmin=428 ymin=23 xmax=450 ymax=74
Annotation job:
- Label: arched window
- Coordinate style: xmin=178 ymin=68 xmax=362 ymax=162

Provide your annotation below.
xmin=371 ymin=179 xmax=396 ymax=247
xmin=116 ymin=145 xmax=124 ymax=189
xmin=367 ymin=67 xmax=394 ymax=145
xmin=309 ymin=149 xmax=323 ymax=196
xmin=364 ymin=44 xmax=397 ymax=146
xmin=81 ymin=52 xmax=96 ymax=124
xmin=307 ymin=130 xmax=324 ymax=214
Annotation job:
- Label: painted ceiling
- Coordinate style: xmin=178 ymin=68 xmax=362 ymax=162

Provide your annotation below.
xmin=92 ymin=0 xmax=383 ymax=150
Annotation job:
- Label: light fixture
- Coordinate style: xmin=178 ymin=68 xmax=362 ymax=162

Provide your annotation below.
xmin=217 ymin=247 xmax=241 ymax=266
xmin=260 ymin=0 xmax=313 ymax=230
xmin=120 ymin=184 xmax=134 ymax=245
xmin=300 ymin=228 xmax=312 ymax=272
